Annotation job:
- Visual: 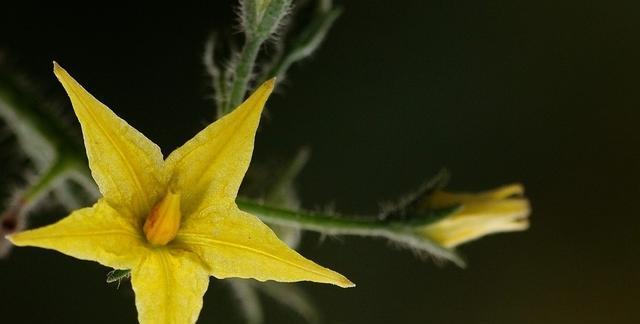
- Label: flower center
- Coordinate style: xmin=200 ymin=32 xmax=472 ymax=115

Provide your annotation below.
xmin=143 ymin=191 xmax=182 ymax=246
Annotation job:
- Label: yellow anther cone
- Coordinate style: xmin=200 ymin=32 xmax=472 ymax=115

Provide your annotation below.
xmin=143 ymin=192 xmax=182 ymax=246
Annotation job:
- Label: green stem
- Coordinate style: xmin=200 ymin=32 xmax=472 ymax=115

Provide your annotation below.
xmin=261 ymin=6 xmax=342 ymax=83
xmin=237 ymin=198 xmax=388 ymax=233
xmin=236 ymin=198 xmax=464 ymax=265
xmin=225 ymin=0 xmax=291 ymax=114
xmin=203 ymin=35 xmax=233 ymax=118
xmin=226 ymin=37 xmax=262 ymax=113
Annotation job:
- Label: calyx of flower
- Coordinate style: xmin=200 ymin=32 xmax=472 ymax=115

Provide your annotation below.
xmin=143 ymin=191 xmax=182 ymax=246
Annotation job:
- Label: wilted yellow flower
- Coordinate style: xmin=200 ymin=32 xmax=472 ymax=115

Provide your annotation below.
xmin=419 ymin=184 xmax=530 ymax=248
xmin=8 ymin=63 xmax=352 ymax=324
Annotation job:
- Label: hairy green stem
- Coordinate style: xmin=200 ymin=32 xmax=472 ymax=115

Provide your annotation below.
xmin=237 ymin=198 xmax=388 ymax=233
xmin=261 ymin=6 xmax=341 ymax=83
xmin=224 ymin=0 xmax=292 ymax=115
xmin=236 ymin=198 xmax=464 ymax=265
xmin=226 ymin=37 xmax=263 ymax=113
xmin=203 ymin=35 xmax=229 ymax=117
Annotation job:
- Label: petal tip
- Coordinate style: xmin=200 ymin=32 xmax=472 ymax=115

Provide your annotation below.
xmin=342 ymin=280 xmax=356 ymax=288
xmin=52 ymin=61 xmax=69 ymax=81
xmin=52 ymin=61 xmax=63 ymax=73
xmin=5 ymin=231 xmax=32 ymax=246
xmin=263 ymin=77 xmax=276 ymax=90
xmin=4 ymin=233 xmax=18 ymax=245
xmin=336 ymin=275 xmax=356 ymax=288
xmin=508 ymin=183 xmax=525 ymax=195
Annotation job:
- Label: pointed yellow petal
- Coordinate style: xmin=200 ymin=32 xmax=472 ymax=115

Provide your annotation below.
xmin=176 ymin=207 xmax=354 ymax=288
xmin=131 ymin=249 xmax=210 ymax=324
xmin=7 ymin=200 xmax=145 ymax=269
xmin=426 ymin=183 xmax=524 ymax=209
xmin=53 ymin=63 xmax=165 ymax=218
xmin=164 ymin=79 xmax=275 ymax=216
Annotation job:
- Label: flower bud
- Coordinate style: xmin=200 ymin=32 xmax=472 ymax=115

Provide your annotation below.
xmin=418 ymin=184 xmax=530 ymax=248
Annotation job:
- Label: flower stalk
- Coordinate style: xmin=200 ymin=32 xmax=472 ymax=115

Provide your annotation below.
xmin=225 ymin=0 xmax=293 ymax=114
xmin=237 ymin=198 xmax=466 ymax=265
xmin=260 ymin=2 xmax=342 ymax=83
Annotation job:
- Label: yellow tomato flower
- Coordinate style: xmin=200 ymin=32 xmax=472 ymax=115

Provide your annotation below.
xmin=419 ymin=184 xmax=530 ymax=248
xmin=7 ymin=63 xmax=353 ymax=324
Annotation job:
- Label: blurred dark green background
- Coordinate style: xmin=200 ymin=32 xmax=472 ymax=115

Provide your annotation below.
xmin=1 ymin=1 xmax=638 ymax=323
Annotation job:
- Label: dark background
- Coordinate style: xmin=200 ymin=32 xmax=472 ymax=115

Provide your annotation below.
xmin=1 ymin=1 xmax=638 ymax=323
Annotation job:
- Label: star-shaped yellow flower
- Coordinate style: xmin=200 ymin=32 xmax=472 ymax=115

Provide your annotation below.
xmin=8 ymin=63 xmax=353 ymax=324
